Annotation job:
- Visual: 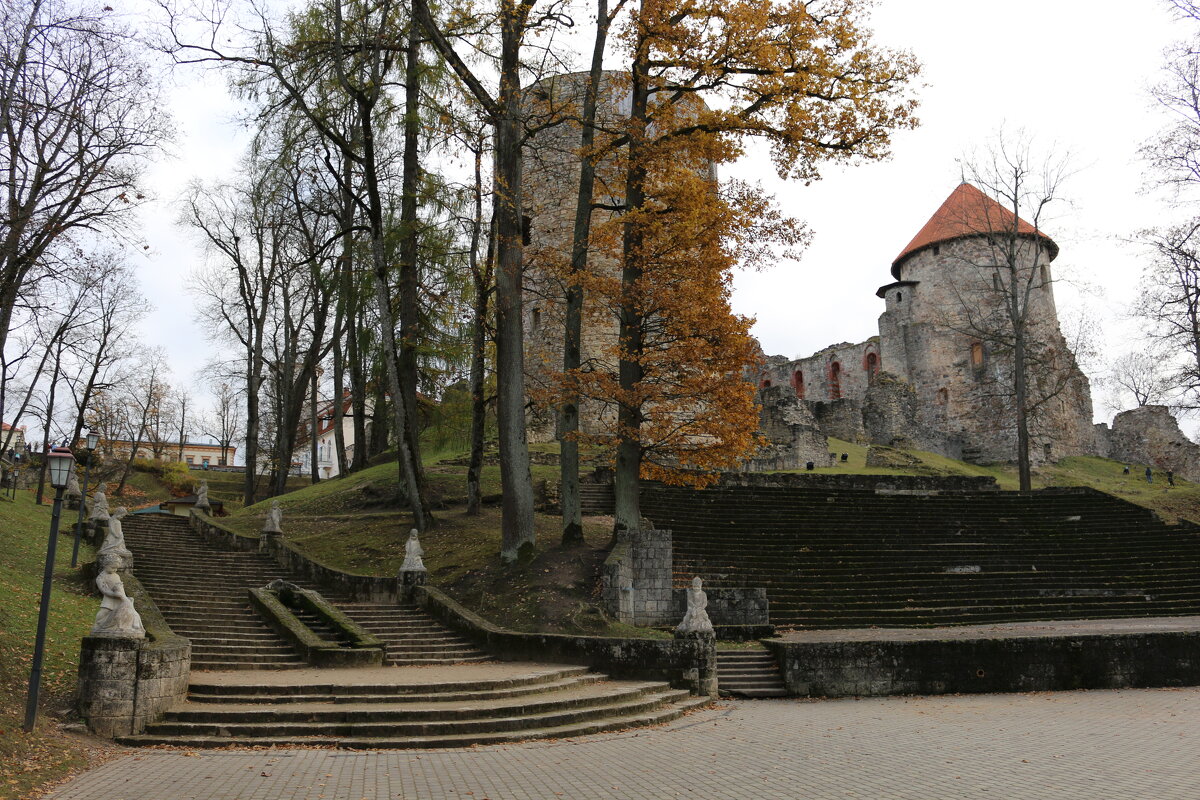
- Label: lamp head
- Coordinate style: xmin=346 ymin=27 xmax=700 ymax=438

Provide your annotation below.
xmin=85 ymin=430 xmax=99 ymax=451
xmin=47 ymin=446 xmax=74 ymax=489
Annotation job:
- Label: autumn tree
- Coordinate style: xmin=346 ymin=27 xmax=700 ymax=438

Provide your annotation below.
xmin=599 ymin=0 xmax=919 ymax=528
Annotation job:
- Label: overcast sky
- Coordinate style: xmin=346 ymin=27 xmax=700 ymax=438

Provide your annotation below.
xmin=127 ymin=0 xmax=1187 ymax=428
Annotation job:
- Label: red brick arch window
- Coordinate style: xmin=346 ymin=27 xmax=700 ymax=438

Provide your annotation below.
xmin=863 ymin=351 xmax=879 ymax=378
xmin=792 ymin=370 xmax=804 ymax=399
xmin=829 ymin=361 xmax=842 ymax=400
xmin=970 ymin=342 xmax=984 ymax=367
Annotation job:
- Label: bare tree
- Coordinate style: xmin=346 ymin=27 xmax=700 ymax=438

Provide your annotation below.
xmin=1109 ymin=351 xmax=1172 ymax=408
xmin=0 ymin=0 xmax=168 ymax=355
xmin=198 ymin=380 xmax=243 ymax=466
xmin=944 ymin=134 xmax=1084 ymax=490
xmin=114 ymin=350 xmax=170 ymax=494
xmin=1133 ymin=221 xmax=1200 ymax=408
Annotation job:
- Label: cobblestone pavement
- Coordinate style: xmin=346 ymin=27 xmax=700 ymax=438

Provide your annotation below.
xmin=48 ymin=687 xmax=1200 ymax=800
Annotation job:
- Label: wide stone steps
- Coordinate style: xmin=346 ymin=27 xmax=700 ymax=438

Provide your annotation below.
xmin=644 ymin=484 xmax=1200 ymax=628
xmin=717 ymin=649 xmax=787 ymax=698
xmin=118 ymin=666 xmax=709 ymax=748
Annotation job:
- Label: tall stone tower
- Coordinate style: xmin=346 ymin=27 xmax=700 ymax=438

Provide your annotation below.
xmin=874 ymin=183 xmax=1095 ymax=463
xmin=520 ymin=72 xmax=715 ymax=444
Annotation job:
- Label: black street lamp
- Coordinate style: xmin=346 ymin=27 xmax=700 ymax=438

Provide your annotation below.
xmin=70 ymin=431 xmax=100 ymax=568
xmin=23 ymin=445 xmax=74 ymax=733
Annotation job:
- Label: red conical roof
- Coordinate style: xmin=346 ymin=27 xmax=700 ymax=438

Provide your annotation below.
xmin=890 ymin=183 xmax=1058 ymax=279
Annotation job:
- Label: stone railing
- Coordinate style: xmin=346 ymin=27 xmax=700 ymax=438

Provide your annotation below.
xmin=413 ymin=584 xmax=717 ymax=696
xmin=77 ymin=570 xmax=190 ymax=737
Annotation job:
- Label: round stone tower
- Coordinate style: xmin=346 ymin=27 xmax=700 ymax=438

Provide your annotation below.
xmin=874 ymin=183 xmax=1095 ymax=464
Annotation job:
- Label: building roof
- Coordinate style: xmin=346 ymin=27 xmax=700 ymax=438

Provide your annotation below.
xmin=890 ymin=183 xmax=1059 ymax=279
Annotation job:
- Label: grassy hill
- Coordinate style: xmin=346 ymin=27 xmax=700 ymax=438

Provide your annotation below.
xmin=0 ymin=494 xmax=108 ymax=799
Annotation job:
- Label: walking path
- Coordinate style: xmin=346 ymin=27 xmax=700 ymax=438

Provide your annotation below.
xmin=49 ymin=687 xmax=1200 ymax=799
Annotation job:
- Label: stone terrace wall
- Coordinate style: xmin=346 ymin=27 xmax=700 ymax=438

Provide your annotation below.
xmin=711 ymin=471 xmax=999 ymax=492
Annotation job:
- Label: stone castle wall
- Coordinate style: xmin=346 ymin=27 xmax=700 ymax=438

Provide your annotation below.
xmin=1106 ymin=405 xmax=1200 ymax=481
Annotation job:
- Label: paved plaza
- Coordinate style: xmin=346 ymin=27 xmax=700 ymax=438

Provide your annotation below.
xmin=47 ymin=686 xmax=1200 ymax=799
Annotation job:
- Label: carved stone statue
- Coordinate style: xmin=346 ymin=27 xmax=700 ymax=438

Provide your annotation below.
xmin=89 ymin=482 xmax=110 ymax=522
xmin=98 ymin=507 xmax=131 ymax=560
xmin=400 ymin=528 xmax=425 ymax=572
xmin=194 ymin=479 xmax=210 ymax=512
xmin=91 ymin=562 xmax=144 ymax=638
xmin=66 ymin=470 xmax=81 ymax=499
xmin=262 ymin=500 xmax=283 ymax=533
xmin=675 ymin=576 xmax=714 ymax=636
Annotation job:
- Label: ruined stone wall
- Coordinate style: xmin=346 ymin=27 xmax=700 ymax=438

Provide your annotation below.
xmin=810 ymin=398 xmax=867 ymax=443
xmin=759 ymin=339 xmax=881 ymax=404
xmin=745 ymin=384 xmax=828 ymax=470
xmin=1107 ymin=405 xmax=1200 ymax=481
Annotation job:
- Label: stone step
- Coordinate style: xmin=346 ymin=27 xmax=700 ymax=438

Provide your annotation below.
xmin=186 ymin=674 xmax=604 ymax=705
xmin=135 ymin=687 xmax=697 ymax=739
xmin=117 ymin=696 xmax=711 ymax=749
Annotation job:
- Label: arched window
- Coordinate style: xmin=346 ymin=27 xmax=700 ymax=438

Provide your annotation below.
xmin=993 ymin=272 xmax=1001 ymax=291
xmin=830 ymin=361 xmax=842 ymax=400
xmin=970 ymin=342 xmax=984 ymax=367
xmin=864 ymin=351 xmax=879 ymax=378
xmin=896 ymin=292 xmax=903 ymax=302
xmin=1041 ymin=265 xmax=1049 ymax=285
xmin=936 ymin=388 xmax=948 ymax=406
xmin=531 ymin=307 xmax=542 ymax=332
xmin=793 ymin=370 xmax=805 ymax=399
xmin=760 ymin=378 xmax=772 ymax=388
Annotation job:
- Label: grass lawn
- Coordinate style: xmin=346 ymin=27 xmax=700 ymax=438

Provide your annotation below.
xmin=0 ymin=492 xmax=112 ymax=800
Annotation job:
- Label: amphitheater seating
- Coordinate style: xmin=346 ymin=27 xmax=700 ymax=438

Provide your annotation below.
xmin=641 ymin=485 xmax=1200 ymax=629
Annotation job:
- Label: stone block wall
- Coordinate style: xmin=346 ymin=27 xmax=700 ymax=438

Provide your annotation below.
xmin=600 ymin=528 xmax=675 ymax=627
xmin=669 ymin=587 xmax=769 ymax=629
xmin=77 ymin=573 xmax=190 ymax=737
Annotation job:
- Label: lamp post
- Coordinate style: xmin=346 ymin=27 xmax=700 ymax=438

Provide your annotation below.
xmin=23 ymin=445 xmax=74 ymax=733
xmin=70 ymin=431 xmax=100 ymax=568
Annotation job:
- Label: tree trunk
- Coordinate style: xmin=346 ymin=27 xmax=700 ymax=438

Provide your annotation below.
xmin=494 ymin=20 xmax=536 ymax=561
xmin=614 ymin=34 xmax=651 ymax=532
xmin=467 ymin=185 xmax=494 ymax=517
xmin=309 ymin=367 xmax=320 ymax=483
xmin=560 ymin=0 xmax=611 ymax=544
xmin=397 ymin=27 xmax=425 ymax=481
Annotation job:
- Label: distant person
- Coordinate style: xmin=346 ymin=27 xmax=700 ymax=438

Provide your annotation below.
xmin=1168 ymin=469 xmax=1175 ymax=487
xmin=1122 ymin=464 xmax=1130 ymax=475
xmin=1145 ymin=466 xmax=1153 ymax=484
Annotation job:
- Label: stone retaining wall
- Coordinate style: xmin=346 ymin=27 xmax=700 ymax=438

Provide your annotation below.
xmin=712 ymin=471 xmax=999 ymax=492
xmin=414 ymin=585 xmax=717 ymax=696
xmin=765 ymin=628 xmax=1200 ymax=697
xmin=77 ymin=572 xmax=190 ymax=737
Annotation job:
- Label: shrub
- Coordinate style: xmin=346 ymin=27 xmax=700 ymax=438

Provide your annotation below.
xmin=159 ymin=461 xmax=195 ymax=496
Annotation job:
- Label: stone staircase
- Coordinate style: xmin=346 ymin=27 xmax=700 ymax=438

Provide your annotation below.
xmin=642 ymin=485 xmax=1200 ymax=628
xmin=337 ymin=603 xmax=488 ymax=665
xmin=118 ymin=665 xmax=709 ymax=748
xmin=117 ymin=513 xmax=710 ymax=747
xmin=121 ymin=514 xmax=486 ymax=669
xmin=716 ymin=648 xmax=788 ymax=698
